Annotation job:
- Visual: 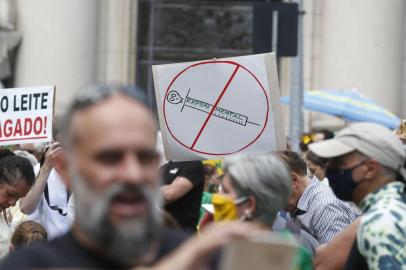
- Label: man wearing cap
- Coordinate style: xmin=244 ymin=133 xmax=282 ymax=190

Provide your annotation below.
xmin=309 ymin=122 xmax=406 ymax=270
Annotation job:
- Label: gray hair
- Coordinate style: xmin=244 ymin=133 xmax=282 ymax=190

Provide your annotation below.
xmin=223 ymin=153 xmax=292 ymax=225
xmin=61 ymin=84 xmax=152 ymax=147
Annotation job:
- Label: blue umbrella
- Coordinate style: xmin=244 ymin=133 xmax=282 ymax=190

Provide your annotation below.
xmin=281 ymin=89 xmax=401 ymax=129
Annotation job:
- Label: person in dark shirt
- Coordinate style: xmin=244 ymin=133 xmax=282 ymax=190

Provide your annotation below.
xmin=160 ymin=161 xmax=204 ymax=232
xmin=2 ymin=228 xmax=188 ymax=269
xmin=1 ymin=85 xmax=187 ymax=269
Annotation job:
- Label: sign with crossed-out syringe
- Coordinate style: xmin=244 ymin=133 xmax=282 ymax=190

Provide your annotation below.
xmin=166 ymin=90 xmax=260 ymax=127
xmin=153 ymin=54 xmax=285 ymax=161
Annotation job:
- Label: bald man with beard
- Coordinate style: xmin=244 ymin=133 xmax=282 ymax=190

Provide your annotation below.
xmin=1 ymin=85 xmax=188 ymax=269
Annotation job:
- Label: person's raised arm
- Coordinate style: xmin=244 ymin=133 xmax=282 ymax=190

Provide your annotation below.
xmin=135 ymin=222 xmax=262 ymax=270
xmin=20 ymin=142 xmax=62 ymax=214
xmin=161 ymin=162 xmax=203 ymax=205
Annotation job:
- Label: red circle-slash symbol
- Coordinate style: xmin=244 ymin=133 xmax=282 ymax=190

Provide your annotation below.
xmin=163 ymin=60 xmax=269 ymax=156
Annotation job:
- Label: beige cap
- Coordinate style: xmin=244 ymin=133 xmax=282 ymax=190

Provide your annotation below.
xmin=309 ymin=122 xmax=406 ymax=180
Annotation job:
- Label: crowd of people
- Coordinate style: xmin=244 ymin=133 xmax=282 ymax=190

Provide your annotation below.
xmin=0 ymin=84 xmax=404 ymax=269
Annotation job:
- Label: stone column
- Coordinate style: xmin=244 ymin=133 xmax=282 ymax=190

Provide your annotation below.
xmin=97 ymin=0 xmax=138 ymax=85
xmin=14 ymin=0 xmax=99 ymax=114
xmin=318 ymin=0 xmax=404 ymax=118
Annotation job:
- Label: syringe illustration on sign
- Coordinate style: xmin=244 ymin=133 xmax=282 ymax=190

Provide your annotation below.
xmin=166 ymin=90 xmax=260 ymax=127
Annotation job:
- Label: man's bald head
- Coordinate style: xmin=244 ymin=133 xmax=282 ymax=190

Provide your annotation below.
xmin=58 ymin=85 xmax=162 ymax=266
xmin=61 ymin=85 xmax=156 ymax=149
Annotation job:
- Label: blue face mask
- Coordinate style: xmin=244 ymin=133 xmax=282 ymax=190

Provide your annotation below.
xmin=326 ymin=160 xmax=367 ymax=201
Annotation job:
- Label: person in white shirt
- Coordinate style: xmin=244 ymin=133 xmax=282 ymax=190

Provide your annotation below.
xmin=0 ymin=205 xmax=27 ymax=259
xmin=0 ymin=150 xmax=35 ymax=257
xmin=0 ymin=150 xmax=39 ymax=258
xmin=19 ymin=141 xmax=74 ymax=239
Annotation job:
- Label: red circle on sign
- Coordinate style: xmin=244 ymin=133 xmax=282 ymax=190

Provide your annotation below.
xmin=163 ymin=60 xmax=270 ymax=156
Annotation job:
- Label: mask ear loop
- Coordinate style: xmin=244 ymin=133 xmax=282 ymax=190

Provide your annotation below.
xmin=235 ymin=196 xmax=249 ymax=205
xmin=235 ymin=196 xmax=252 ymax=221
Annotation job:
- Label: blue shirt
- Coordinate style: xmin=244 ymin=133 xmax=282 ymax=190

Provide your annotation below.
xmin=273 ymin=211 xmax=319 ymax=256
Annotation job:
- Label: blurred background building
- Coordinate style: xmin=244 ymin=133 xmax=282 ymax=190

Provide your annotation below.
xmin=1 ymin=0 xmax=405 ymax=132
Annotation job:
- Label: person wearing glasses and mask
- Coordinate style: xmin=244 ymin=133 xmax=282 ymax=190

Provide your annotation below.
xmin=19 ymin=136 xmax=73 ymax=240
xmin=309 ymin=122 xmax=406 ymax=270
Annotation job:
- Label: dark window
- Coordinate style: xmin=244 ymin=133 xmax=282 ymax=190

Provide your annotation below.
xmin=136 ymin=1 xmax=254 ymax=113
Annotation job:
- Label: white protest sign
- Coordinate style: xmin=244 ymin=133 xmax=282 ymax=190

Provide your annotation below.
xmin=0 ymin=85 xmax=55 ymax=145
xmin=153 ymin=53 xmax=285 ymax=161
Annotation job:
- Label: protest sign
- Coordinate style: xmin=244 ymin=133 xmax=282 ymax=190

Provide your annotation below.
xmin=153 ymin=53 xmax=285 ymax=161
xmin=0 ymin=85 xmax=55 ymax=145
xmin=219 ymin=238 xmax=298 ymax=270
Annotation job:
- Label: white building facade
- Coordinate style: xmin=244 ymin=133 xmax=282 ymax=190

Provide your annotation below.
xmin=3 ymin=0 xmax=406 ymax=127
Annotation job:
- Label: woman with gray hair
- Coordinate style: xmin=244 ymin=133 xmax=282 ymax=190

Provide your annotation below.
xmin=221 ymin=153 xmax=292 ymax=225
xmin=219 ymin=153 xmax=319 ymax=258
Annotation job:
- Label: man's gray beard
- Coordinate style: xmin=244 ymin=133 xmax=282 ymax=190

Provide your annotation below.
xmin=71 ymin=172 xmax=163 ymax=266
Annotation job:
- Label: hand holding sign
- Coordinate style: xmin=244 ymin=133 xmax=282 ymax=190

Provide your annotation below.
xmin=42 ymin=142 xmax=62 ymax=170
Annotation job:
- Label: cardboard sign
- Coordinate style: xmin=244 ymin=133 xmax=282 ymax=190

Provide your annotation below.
xmin=219 ymin=238 xmax=298 ymax=270
xmin=153 ymin=53 xmax=285 ymax=161
xmin=0 ymin=85 xmax=55 ymax=145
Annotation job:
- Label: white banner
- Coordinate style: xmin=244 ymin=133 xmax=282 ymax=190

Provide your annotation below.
xmin=0 ymin=85 xmax=55 ymax=145
xmin=153 ymin=53 xmax=285 ymax=161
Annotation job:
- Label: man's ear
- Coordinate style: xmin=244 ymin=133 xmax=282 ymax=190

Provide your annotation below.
xmin=364 ymin=160 xmax=380 ymax=180
xmin=291 ymin=172 xmax=300 ymax=188
xmin=54 ymin=153 xmax=72 ymax=191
